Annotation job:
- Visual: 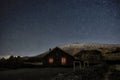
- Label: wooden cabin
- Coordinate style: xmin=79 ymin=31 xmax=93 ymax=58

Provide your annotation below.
xmin=40 ymin=47 xmax=104 ymax=67
xmin=75 ymin=50 xmax=103 ymax=65
xmin=42 ymin=47 xmax=74 ymax=66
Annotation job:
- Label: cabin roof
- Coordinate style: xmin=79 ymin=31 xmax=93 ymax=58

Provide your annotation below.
xmin=37 ymin=47 xmax=74 ymax=58
xmin=37 ymin=47 xmax=104 ymax=58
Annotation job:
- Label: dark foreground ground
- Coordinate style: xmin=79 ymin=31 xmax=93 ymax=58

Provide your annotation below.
xmin=0 ymin=67 xmax=73 ymax=80
xmin=0 ymin=64 xmax=120 ymax=80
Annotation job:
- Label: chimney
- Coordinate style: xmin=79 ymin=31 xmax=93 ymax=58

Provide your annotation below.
xmin=49 ymin=48 xmax=52 ymax=52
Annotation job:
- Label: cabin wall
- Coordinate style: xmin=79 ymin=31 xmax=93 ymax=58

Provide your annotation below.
xmin=42 ymin=48 xmax=74 ymax=66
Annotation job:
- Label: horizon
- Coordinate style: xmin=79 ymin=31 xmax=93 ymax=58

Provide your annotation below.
xmin=0 ymin=42 xmax=120 ymax=57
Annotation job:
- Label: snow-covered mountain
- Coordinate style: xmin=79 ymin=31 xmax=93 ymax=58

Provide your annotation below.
xmin=58 ymin=43 xmax=120 ymax=56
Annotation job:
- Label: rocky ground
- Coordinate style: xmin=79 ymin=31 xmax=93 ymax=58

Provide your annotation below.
xmin=52 ymin=64 xmax=120 ymax=80
xmin=0 ymin=64 xmax=119 ymax=80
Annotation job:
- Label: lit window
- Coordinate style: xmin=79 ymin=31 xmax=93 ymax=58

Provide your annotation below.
xmin=61 ymin=57 xmax=66 ymax=64
xmin=49 ymin=57 xmax=54 ymax=64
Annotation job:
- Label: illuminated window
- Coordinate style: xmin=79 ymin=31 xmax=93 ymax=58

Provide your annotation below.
xmin=61 ymin=57 xmax=66 ymax=64
xmin=48 ymin=57 xmax=54 ymax=64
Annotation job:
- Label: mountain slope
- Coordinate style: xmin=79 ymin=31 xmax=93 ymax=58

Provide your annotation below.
xmin=58 ymin=43 xmax=120 ymax=56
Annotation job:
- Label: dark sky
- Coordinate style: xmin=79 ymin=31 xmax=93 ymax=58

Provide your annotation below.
xmin=0 ymin=0 xmax=120 ymax=56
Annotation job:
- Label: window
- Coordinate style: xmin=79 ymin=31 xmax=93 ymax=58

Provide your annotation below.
xmin=61 ymin=57 xmax=66 ymax=64
xmin=48 ymin=57 xmax=54 ymax=64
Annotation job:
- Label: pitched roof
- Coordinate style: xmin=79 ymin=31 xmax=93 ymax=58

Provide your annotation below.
xmin=36 ymin=47 xmax=73 ymax=58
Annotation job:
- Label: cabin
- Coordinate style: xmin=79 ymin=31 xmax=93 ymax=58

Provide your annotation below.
xmin=42 ymin=47 xmax=74 ymax=66
xmin=75 ymin=50 xmax=103 ymax=65
xmin=40 ymin=47 xmax=104 ymax=67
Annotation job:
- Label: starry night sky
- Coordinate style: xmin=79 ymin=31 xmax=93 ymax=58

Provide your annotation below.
xmin=0 ymin=0 xmax=120 ymax=56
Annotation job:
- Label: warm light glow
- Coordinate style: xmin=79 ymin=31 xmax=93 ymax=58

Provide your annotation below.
xmin=61 ymin=57 xmax=66 ymax=64
xmin=48 ymin=57 xmax=54 ymax=64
